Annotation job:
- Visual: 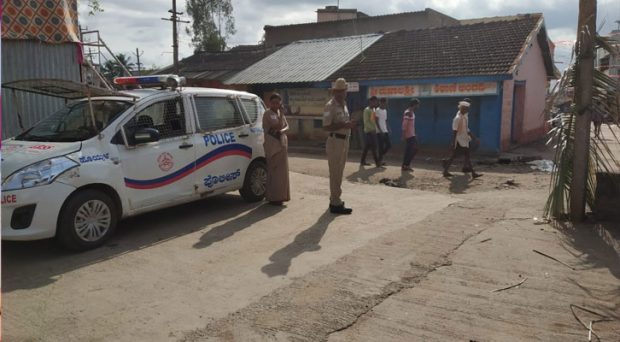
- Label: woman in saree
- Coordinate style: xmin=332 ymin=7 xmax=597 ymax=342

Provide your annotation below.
xmin=262 ymin=93 xmax=290 ymax=205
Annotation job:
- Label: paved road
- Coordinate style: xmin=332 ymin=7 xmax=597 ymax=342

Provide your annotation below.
xmin=3 ymin=156 xmax=619 ymax=342
xmin=2 ymin=172 xmax=455 ymax=342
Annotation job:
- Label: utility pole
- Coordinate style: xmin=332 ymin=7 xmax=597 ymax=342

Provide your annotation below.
xmin=162 ymin=0 xmax=189 ymax=74
xmin=571 ymin=0 xmax=597 ymax=221
xmin=134 ymin=48 xmax=144 ymax=76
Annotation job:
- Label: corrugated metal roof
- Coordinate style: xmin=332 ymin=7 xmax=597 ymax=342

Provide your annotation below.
xmin=225 ymin=34 xmax=382 ymax=85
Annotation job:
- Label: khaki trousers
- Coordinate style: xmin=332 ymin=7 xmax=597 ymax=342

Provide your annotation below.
xmin=326 ymin=135 xmax=349 ymax=206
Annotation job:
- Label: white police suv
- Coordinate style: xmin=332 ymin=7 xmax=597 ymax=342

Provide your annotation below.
xmin=1 ymin=75 xmax=267 ymax=250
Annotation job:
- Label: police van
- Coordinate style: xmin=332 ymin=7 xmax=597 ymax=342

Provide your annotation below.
xmin=1 ymin=75 xmax=267 ymax=250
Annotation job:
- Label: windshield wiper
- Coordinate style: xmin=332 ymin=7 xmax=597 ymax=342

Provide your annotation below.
xmin=17 ymin=134 xmax=54 ymax=142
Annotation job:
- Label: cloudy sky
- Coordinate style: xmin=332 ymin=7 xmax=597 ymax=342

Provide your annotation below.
xmin=78 ymin=0 xmax=620 ymax=70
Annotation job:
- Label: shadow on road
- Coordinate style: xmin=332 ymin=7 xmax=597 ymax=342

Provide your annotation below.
xmin=193 ymin=203 xmax=284 ymax=249
xmin=556 ymin=221 xmax=620 ymax=319
xmin=448 ymin=174 xmax=471 ymax=194
xmin=346 ymin=165 xmax=385 ymax=183
xmin=2 ymin=194 xmax=261 ymax=293
xmin=261 ymin=210 xmax=335 ymax=277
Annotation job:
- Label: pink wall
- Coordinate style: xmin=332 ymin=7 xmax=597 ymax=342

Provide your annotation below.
xmin=513 ymin=36 xmax=549 ymax=143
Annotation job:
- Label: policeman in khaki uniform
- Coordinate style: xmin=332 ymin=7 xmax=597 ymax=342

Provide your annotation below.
xmin=323 ymin=78 xmax=357 ymax=214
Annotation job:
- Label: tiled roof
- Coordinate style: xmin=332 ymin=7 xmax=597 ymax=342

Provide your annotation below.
xmin=225 ymin=34 xmax=382 ymax=85
xmin=263 ymin=8 xmax=455 ymax=30
xmin=333 ymin=14 xmax=548 ymax=81
xmin=157 ymin=45 xmax=278 ymax=81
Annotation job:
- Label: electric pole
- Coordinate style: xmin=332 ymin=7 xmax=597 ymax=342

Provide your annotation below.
xmin=134 ymin=48 xmax=144 ymax=76
xmin=162 ymin=0 xmax=189 ymax=74
xmin=571 ymin=0 xmax=597 ymax=221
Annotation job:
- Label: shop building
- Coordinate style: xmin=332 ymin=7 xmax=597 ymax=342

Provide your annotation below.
xmin=333 ymin=14 xmax=557 ymax=152
xmin=226 ymin=34 xmax=383 ymax=143
xmin=226 ymin=14 xmax=556 ymax=153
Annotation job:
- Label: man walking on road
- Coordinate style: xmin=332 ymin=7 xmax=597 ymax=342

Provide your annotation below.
xmin=401 ymin=98 xmax=419 ymax=172
xmin=442 ymin=98 xmax=483 ymax=179
xmin=323 ymin=78 xmax=356 ymax=215
xmin=360 ymin=96 xmax=381 ymax=167
xmin=376 ymin=98 xmax=391 ymax=163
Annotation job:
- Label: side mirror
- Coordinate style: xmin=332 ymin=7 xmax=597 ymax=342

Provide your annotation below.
xmin=132 ymin=128 xmax=160 ymax=145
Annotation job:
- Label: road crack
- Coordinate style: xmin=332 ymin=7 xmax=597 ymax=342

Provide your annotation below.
xmin=324 ymin=226 xmax=490 ymax=341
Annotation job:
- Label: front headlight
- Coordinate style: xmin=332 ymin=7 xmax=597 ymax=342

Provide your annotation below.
xmin=2 ymin=156 xmax=78 ymax=191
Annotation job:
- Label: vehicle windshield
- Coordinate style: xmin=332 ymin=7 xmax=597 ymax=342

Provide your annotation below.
xmin=16 ymin=100 xmax=133 ymax=142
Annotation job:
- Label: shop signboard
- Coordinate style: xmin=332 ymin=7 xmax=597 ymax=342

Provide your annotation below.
xmin=368 ymin=82 xmax=498 ymax=98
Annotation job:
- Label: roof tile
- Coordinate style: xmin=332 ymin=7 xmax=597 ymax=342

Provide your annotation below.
xmin=332 ymin=14 xmax=543 ymax=81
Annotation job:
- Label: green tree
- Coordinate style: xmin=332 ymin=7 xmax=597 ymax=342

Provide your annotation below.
xmin=87 ymin=0 xmax=104 ymax=16
xmin=101 ymin=53 xmax=134 ymax=80
xmin=185 ymin=0 xmax=236 ymax=52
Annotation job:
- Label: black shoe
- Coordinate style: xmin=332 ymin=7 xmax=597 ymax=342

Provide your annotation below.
xmin=443 ymin=171 xmax=453 ymax=177
xmin=472 ymin=173 xmax=483 ymax=179
xmin=361 ymin=162 xmax=371 ymax=166
xmin=330 ymin=203 xmax=353 ymax=215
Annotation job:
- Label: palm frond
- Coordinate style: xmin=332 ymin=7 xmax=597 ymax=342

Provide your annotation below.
xmin=544 ymin=34 xmax=620 ymax=219
xmin=595 ymin=35 xmax=620 ymax=56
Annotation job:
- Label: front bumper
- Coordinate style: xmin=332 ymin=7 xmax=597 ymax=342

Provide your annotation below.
xmin=2 ymin=182 xmax=76 ymax=240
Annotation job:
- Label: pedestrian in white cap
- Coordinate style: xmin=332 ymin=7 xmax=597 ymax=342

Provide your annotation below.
xmin=323 ymin=78 xmax=357 ymax=214
xmin=442 ymin=98 xmax=482 ymax=179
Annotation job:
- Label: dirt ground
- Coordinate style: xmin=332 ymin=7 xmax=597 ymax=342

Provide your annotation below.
xmin=3 ymin=139 xmax=619 ymax=342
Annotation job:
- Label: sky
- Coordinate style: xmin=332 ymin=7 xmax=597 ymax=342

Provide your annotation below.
xmin=78 ymin=0 xmax=620 ymax=71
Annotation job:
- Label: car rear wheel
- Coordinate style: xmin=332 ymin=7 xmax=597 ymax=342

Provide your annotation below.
xmin=239 ymin=160 xmax=267 ymax=202
xmin=57 ymin=189 xmax=118 ymax=251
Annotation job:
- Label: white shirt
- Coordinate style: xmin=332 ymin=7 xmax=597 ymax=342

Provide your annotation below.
xmin=452 ymin=112 xmax=471 ymax=147
xmin=375 ymin=107 xmax=388 ymax=133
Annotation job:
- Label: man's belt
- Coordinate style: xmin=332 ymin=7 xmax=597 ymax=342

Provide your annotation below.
xmin=329 ymin=133 xmax=347 ymax=139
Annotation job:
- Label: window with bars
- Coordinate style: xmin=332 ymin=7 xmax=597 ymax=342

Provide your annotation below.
xmin=240 ymin=98 xmax=263 ymax=123
xmin=194 ymin=97 xmax=245 ymax=132
xmin=123 ymin=97 xmax=186 ymax=144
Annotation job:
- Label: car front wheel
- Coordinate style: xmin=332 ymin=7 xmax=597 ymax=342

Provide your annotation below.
xmin=239 ymin=160 xmax=267 ymax=202
xmin=57 ymin=189 xmax=118 ymax=251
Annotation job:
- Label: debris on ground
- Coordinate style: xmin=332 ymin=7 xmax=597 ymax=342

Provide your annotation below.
xmin=569 ymin=304 xmax=615 ymax=342
xmin=492 ymin=277 xmax=528 ymax=292
xmin=496 ymin=178 xmax=519 ymax=190
xmin=533 ymin=217 xmax=551 ymax=225
xmin=527 ymin=160 xmax=556 ymax=172
xmin=379 ymin=178 xmax=405 ymax=188
xmin=533 ymin=249 xmax=576 ymax=270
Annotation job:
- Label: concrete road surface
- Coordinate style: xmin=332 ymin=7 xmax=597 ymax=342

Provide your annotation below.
xmin=2 ymin=172 xmax=456 ymax=342
xmin=4 ymin=155 xmax=619 ymax=342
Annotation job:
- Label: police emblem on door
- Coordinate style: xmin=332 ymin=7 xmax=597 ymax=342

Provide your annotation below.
xmin=157 ymin=152 xmax=174 ymax=172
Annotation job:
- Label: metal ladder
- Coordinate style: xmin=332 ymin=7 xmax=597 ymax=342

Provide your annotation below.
xmin=79 ymin=28 xmax=133 ymax=89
